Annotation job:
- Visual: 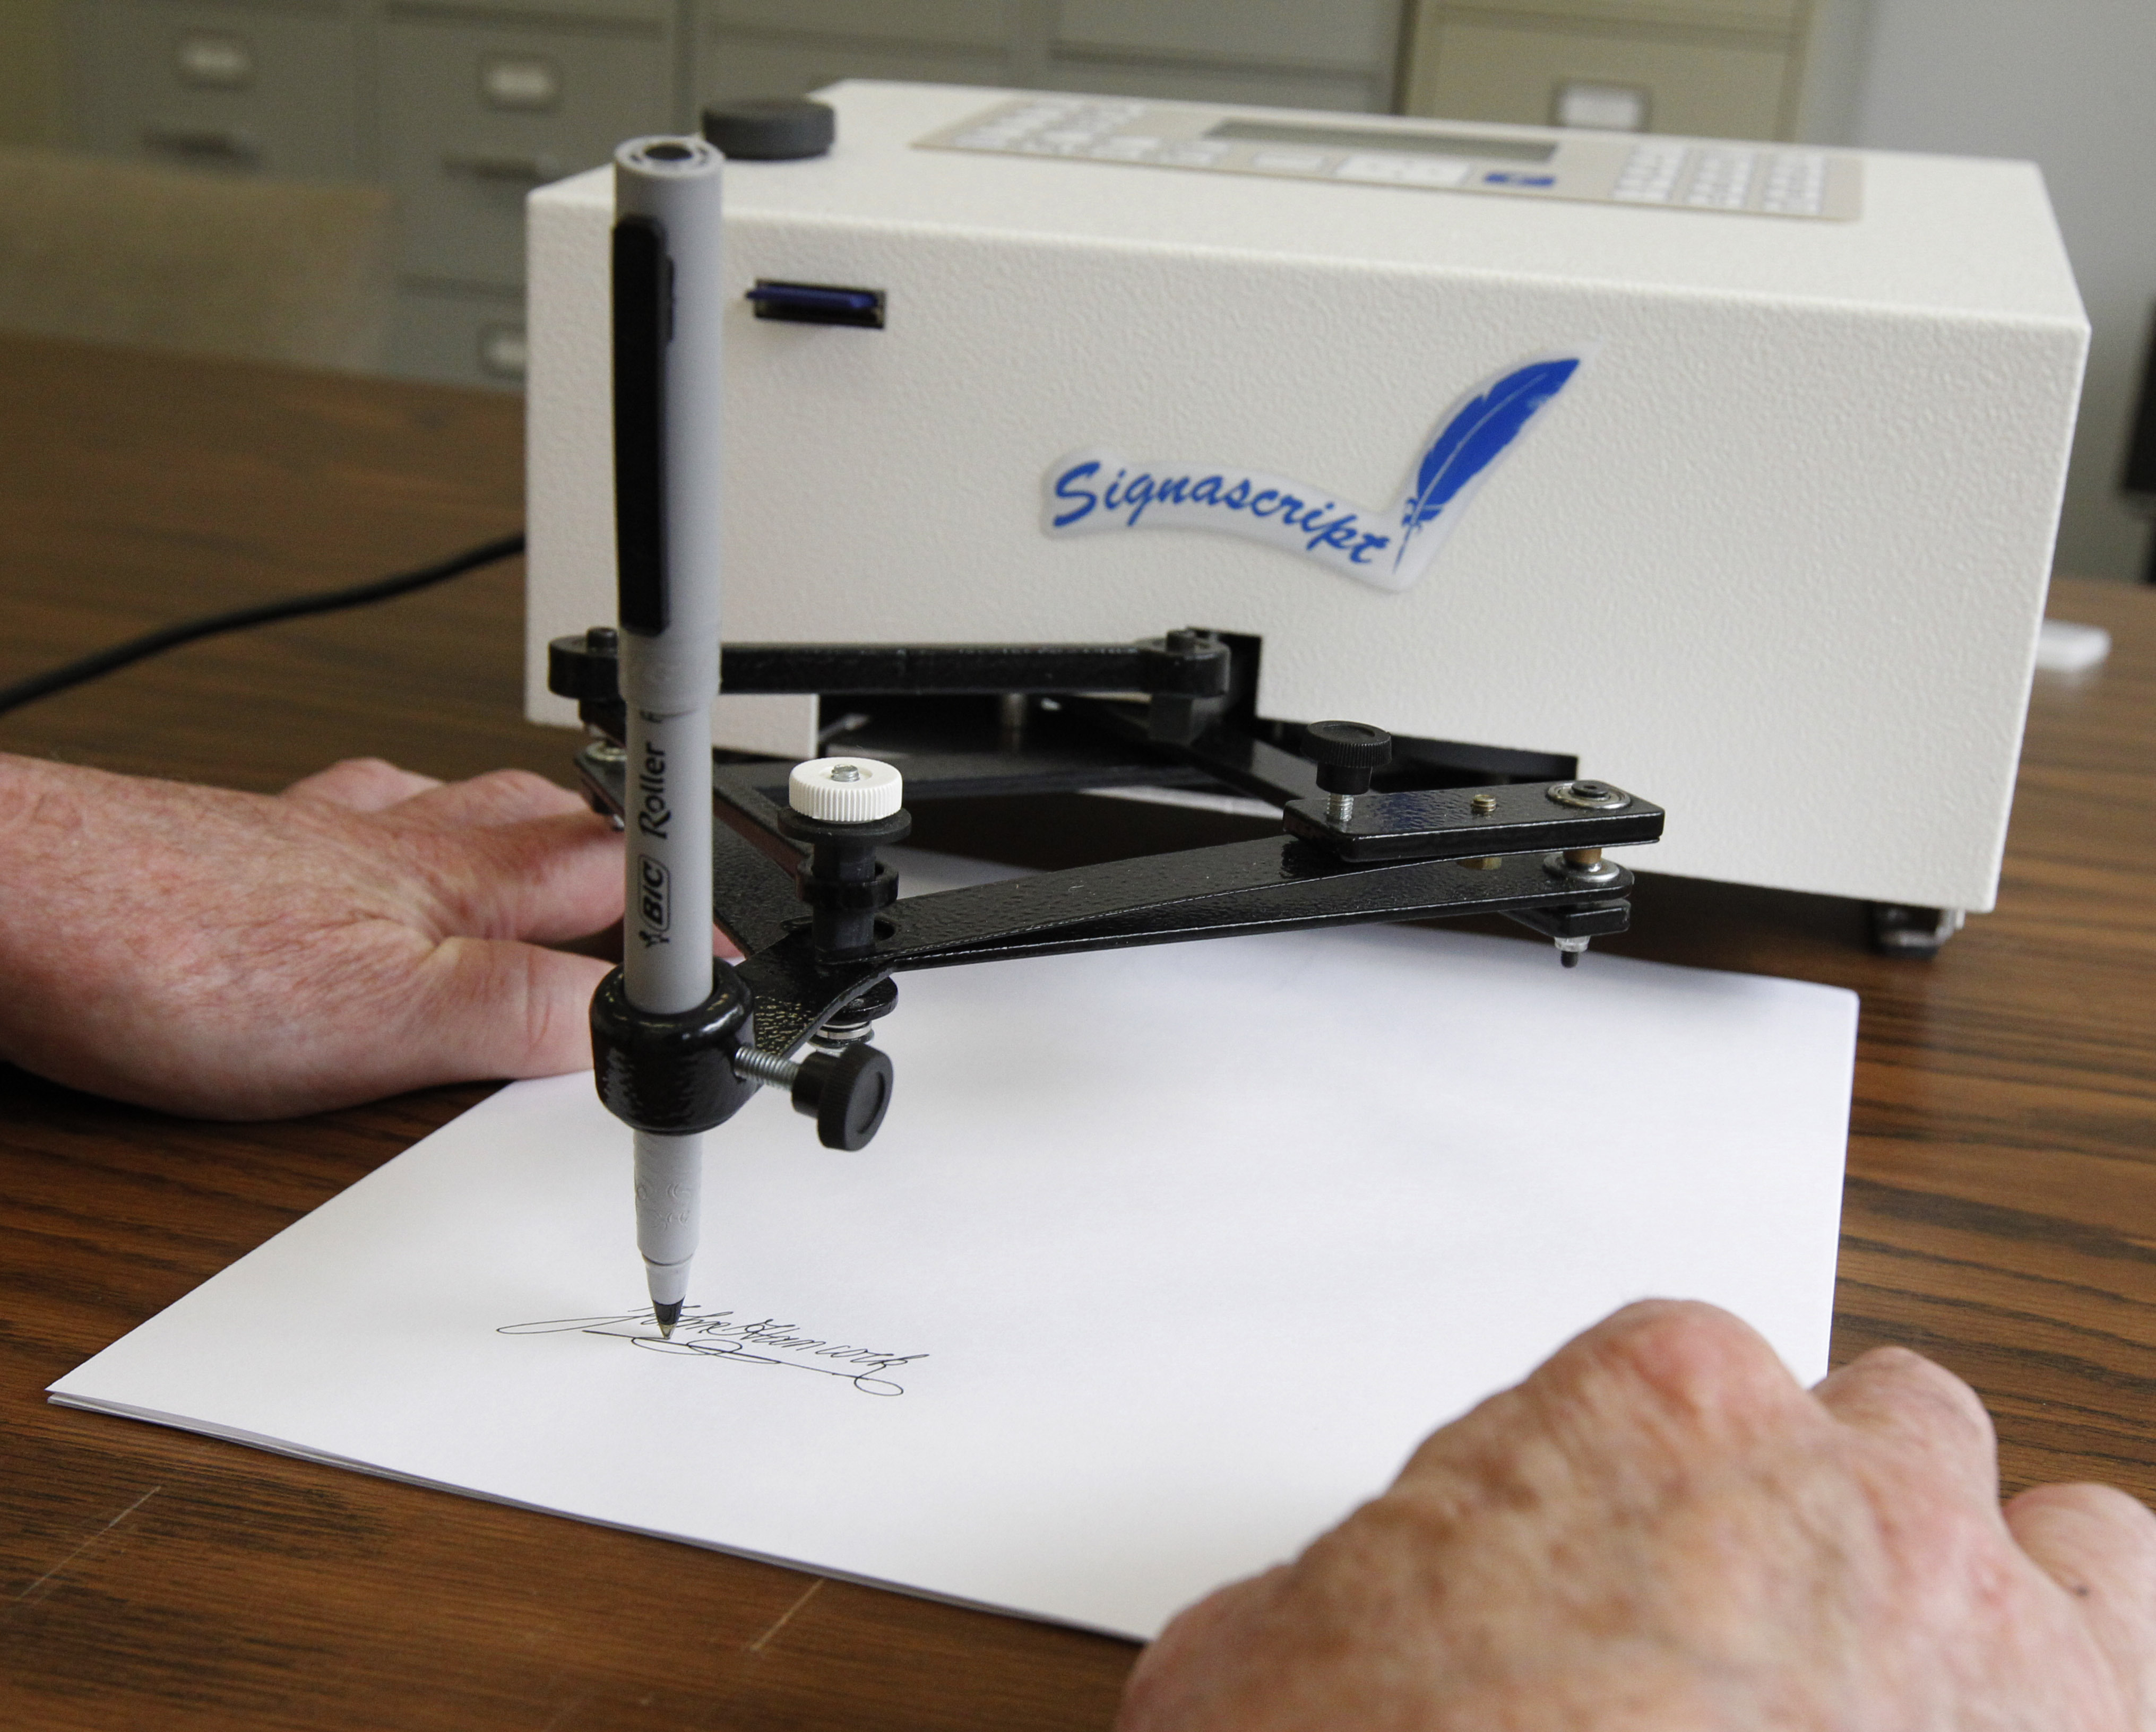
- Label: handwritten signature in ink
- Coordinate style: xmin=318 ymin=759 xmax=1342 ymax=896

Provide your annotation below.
xmin=497 ymin=1309 xmax=928 ymax=1397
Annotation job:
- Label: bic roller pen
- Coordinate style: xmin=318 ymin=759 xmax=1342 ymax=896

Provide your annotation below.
xmin=611 ymin=136 xmax=725 ymax=1338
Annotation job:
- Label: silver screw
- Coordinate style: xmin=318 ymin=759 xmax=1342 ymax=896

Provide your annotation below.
xmin=829 ymin=763 xmax=864 ymax=782
xmin=732 ymin=1048 xmax=800 ymax=1090
xmin=1545 ymin=850 xmax=1625 ymax=887
xmin=1470 ymin=792 xmax=1497 ymax=814
xmin=1555 ymin=936 xmax=1591 ymax=969
xmin=1325 ymin=792 xmax=1356 ymax=826
xmin=997 ymin=691 xmax=1029 ymax=751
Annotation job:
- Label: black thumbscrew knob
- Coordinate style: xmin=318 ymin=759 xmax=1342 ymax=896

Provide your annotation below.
xmin=1300 ymin=721 xmax=1394 ymax=796
xmin=789 ymin=1043 xmax=895 ymax=1150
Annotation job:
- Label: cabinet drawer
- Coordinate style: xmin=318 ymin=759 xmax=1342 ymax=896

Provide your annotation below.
xmin=1042 ymin=57 xmax=1386 ymax=114
xmin=74 ymin=0 xmax=363 ymax=179
xmin=696 ymin=31 xmax=1008 ymax=109
xmin=1055 ymin=0 xmax=1396 ymax=72
xmin=381 ymin=14 xmax=674 ymax=289
xmin=1429 ymin=0 xmax=1800 ymax=31
xmin=1407 ymin=16 xmax=1791 ymax=138
xmin=386 ymin=282 xmax=526 ymax=390
xmin=698 ymin=0 xmax=1007 ymax=49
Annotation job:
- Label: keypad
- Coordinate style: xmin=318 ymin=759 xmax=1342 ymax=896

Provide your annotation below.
xmin=1614 ymin=143 xmax=1830 ymax=216
xmin=930 ymin=98 xmax=1855 ymax=221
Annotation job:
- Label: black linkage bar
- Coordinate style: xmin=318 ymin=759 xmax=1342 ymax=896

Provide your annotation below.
xmin=572 ymin=743 xmax=1652 ymax=1064
xmin=877 ymin=841 xmax=1631 ymax=967
xmin=728 ymin=847 xmax=1634 ymax=1060
xmin=547 ymin=631 xmax=1235 ymax=706
xmin=1282 ymin=785 xmax=1667 ymax=862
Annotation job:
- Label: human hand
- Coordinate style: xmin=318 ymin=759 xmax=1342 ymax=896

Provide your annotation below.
xmin=0 ymin=753 xmax=635 ymax=1118
xmin=1120 ymin=1300 xmax=2156 ymax=1730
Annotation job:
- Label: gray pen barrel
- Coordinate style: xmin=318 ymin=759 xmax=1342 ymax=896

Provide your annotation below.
xmin=614 ymin=136 xmax=724 ymax=1015
xmin=612 ymin=136 xmax=726 ymax=1319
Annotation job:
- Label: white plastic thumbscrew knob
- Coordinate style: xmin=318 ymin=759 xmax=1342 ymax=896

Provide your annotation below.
xmin=788 ymin=756 xmax=903 ymax=824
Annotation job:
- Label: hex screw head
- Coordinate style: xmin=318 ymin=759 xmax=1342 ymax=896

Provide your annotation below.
xmin=1546 ymin=779 xmax=1632 ymax=812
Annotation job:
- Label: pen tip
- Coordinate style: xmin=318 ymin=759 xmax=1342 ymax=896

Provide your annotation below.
xmin=653 ymin=1298 xmax=683 ymax=1340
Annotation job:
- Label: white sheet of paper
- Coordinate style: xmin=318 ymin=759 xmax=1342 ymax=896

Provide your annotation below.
xmin=50 ymin=854 xmax=1856 ymax=1640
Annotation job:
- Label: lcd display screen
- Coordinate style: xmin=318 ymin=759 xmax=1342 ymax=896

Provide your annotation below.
xmin=1208 ymin=119 xmax=1558 ymax=164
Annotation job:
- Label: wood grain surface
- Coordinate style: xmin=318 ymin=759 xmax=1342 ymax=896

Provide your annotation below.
xmin=2 ymin=332 xmax=2151 ymax=1730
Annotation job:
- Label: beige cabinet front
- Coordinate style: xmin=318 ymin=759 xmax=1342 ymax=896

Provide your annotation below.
xmin=1408 ymin=12 xmax=1794 ymax=138
xmin=381 ymin=12 xmax=673 ymax=289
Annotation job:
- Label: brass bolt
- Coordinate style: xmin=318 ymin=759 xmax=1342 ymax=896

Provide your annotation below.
xmin=1563 ymin=847 xmax=1603 ymax=869
xmin=1470 ymin=792 xmax=1498 ymax=814
xmin=1462 ymin=856 xmax=1502 ymax=871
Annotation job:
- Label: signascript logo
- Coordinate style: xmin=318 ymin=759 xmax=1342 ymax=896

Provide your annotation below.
xmin=1041 ymin=352 xmax=1585 ymax=593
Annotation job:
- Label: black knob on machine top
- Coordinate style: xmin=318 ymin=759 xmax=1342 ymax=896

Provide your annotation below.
xmin=701 ymin=99 xmax=837 ymax=161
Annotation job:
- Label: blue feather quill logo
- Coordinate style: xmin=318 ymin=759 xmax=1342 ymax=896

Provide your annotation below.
xmin=1040 ymin=348 xmax=1589 ymax=593
xmin=1394 ymin=358 xmax=1580 ymax=573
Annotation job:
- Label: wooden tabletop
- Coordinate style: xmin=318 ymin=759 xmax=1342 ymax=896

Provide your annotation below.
xmin=2 ymin=331 xmax=2152 ymax=1730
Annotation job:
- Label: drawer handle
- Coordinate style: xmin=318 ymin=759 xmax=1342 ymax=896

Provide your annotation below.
xmin=175 ymin=31 xmax=254 ymax=90
xmin=443 ymin=152 xmax=559 ymax=184
xmin=141 ymin=126 xmax=260 ymax=166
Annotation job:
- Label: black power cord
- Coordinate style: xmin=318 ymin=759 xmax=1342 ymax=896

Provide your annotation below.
xmin=0 ymin=531 xmax=528 ymax=720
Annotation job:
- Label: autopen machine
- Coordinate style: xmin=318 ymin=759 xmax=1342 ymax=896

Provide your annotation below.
xmin=563 ymin=112 xmax=1667 ymax=1328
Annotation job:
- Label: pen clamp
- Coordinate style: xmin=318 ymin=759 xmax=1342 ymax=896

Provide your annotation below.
xmin=590 ymin=962 xmax=759 ymax=1135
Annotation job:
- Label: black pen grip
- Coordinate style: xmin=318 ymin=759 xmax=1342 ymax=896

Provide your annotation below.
xmin=611 ymin=213 xmax=670 ymax=637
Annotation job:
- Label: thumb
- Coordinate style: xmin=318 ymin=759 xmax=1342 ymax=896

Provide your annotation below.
xmin=398 ymin=938 xmax=611 ymax=1083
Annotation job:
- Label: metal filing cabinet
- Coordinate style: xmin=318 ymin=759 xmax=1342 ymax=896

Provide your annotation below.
xmin=59 ymin=1 xmax=1877 ymax=387
xmin=694 ymin=0 xmax=1017 ymax=114
xmin=387 ymin=281 xmax=530 ymax=383
xmin=1045 ymin=0 xmax=1398 ymax=115
xmin=380 ymin=0 xmax=675 ymax=385
xmin=69 ymin=0 xmax=365 ymax=178
xmin=382 ymin=2 xmax=674 ymax=289
xmin=1401 ymin=0 xmax=1868 ymax=142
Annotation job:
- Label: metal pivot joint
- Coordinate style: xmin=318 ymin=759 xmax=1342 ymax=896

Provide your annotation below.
xmin=1300 ymin=720 xmax=1394 ymax=826
xmin=590 ymin=962 xmax=759 ymax=1134
xmin=813 ymin=976 xmax=899 ymax=1050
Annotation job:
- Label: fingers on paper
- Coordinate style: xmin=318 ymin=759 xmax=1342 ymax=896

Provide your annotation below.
xmin=407 ymin=938 xmax=614 ymax=1081
xmin=2006 ymin=1483 xmax=2156 ymax=1706
xmin=1389 ymin=1300 xmax=1806 ymax=1519
xmin=282 ymin=757 xmax=443 ymax=811
xmin=1814 ymin=1347 xmax=1998 ymax=1500
xmin=1525 ymin=1300 xmax=1806 ymax=1448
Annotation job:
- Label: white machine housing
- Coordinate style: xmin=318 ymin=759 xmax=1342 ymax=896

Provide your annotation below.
xmin=527 ymin=81 xmax=2087 ymax=914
